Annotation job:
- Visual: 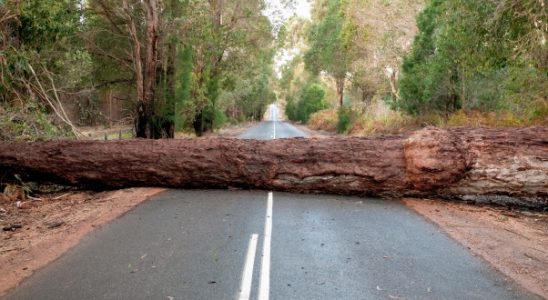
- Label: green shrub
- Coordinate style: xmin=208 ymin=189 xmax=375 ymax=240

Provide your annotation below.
xmin=297 ymin=84 xmax=327 ymax=122
xmin=213 ymin=107 xmax=227 ymax=129
xmin=398 ymin=0 xmax=546 ymax=122
xmin=285 ymin=95 xmax=298 ymax=121
xmin=337 ymin=107 xmax=356 ymax=134
xmin=0 ymin=102 xmax=72 ymax=141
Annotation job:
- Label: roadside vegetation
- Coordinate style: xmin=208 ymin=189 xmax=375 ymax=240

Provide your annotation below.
xmin=1 ymin=0 xmax=546 ymax=140
xmin=0 ymin=0 xmax=277 ymax=140
xmin=280 ymin=0 xmax=547 ymax=135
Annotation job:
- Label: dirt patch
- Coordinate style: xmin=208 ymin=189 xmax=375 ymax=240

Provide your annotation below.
xmin=173 ymin=122 xmax=258 ymax=139
xmin=78 ymin=125 xmax=133 ymax=140
xmin=404 ymin=198 xmax=548 ymax=299
xmin=210 ymin=122 xmax=258 ymax=138
xmin=0 ymin=188 xmax=165 ymax=297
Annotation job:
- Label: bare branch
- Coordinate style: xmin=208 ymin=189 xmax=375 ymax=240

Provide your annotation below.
xmin=26 ymin=64 xmax=84 ymax=139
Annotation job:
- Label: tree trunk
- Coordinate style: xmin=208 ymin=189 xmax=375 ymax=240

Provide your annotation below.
xmin=193 ymin=111 xmax=205 ymax=137
xmin=162 ymin=0 xmax=180 ymax=139
xmin=0 ymin=127 xmax=546 ymax=208
xmin=360 ymin=85 xmax=373 ymax=107
xmin=388 ymin=68 xmax=399 ymax=101
xmin=122 ymin=0 xmax=147 ymax=138
xmin=335 ymin=76 xmax=345 ymax=107
xmin=131 ymin=0 xmax=160 ymax=139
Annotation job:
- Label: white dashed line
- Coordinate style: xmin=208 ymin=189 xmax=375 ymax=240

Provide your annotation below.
xmin=238 ymin=104 xmax=277 ymax=300
xmin=238 ymin=234 xmax=259 ymax=300
xmin=259 ymin=192 xmax=273 ymax=300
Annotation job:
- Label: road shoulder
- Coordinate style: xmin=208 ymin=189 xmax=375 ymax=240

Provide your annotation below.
xmin=404 ymin=198 xmax=548 ymax=299
xmin=0 ymin=188 xmax=165 ymax=297
xmin=290 ymin=122 xmax=331 ymax=138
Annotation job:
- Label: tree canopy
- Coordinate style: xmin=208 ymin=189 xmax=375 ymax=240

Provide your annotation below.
xmin=278 ymin=0 xmax=546 ymax=130
xmin=1 ymin=0 xmax=546 ymax=140
xmin=1 ymin=0 xmax=279 ymax=138
xmin=398 ymin=0 xmax=547 ymax=119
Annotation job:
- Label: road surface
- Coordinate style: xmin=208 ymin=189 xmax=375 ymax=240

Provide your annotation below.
xmin=4 ymin=104 xmax=537 ymax=300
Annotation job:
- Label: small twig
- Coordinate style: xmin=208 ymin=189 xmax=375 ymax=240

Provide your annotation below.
xmin=503 ymin=228 xmax=531 ymax=240
xmin=0 ymin=247 xmax=24 ymax=254
xmin=26 ymin=196 xmax=44 ymax=202
xmin=52 ymin=193 xmax=71 ymax=200
xmin=524 ymin=253 xmax=542 ymax=262
xmin=0 ymin=11 xmax=17 ymax=25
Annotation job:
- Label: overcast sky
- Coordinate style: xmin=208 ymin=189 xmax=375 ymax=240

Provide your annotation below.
xmin=263 ymin=0 xmax=311 ymax=31
xmin=286 ymin=0 xmax=312 ymax=19
xmin=263 ymin=0 xmax=312 ymax=75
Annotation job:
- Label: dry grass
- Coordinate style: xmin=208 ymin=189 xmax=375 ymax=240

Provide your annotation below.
xmin=307 ymin=109 xmax=339 ymax=132
xmin=350 ymin=110 xmax=418 ymax=136
xmin=444 ymin=109 xmax=548 ymax=128
xmin=306 ymin=99 xmax=547 ymax=137
xmin=308 ymin=101 xmax=420 ymax=136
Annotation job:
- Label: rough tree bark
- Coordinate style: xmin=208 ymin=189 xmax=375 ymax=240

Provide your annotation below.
xmin=140 ymin=0 xmax=160 ymax=138
xmin=385 ymin=66 xmax=400 ymax=101
xmin=0 ymin=127 xmax=546 ymax=208
xmin=335 ymin=76 xmax=345 ymax=107
xmin=125 ymin=0 xmax=160 ymax=139
xmin=161 ymin=0 xmax=181 ymax=139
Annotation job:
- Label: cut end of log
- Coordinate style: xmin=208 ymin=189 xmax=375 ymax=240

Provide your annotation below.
xmin=404 ymin=127 xmax=468 ymax=191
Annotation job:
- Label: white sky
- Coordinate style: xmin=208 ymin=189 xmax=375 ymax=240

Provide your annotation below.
xmin=288 ymin=0 xmax=312 ymax=19
xmin=263 ymin=0 xmax=311 ymax=27
xmin=263 ymin=0 xmax=312 ymax=76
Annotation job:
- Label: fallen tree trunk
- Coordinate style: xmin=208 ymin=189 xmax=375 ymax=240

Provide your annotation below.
xmin=0 ymin=127 xmax=546 ymax=208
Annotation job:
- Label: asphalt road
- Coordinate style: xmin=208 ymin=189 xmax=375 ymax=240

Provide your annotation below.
xmin=239 ymin=121 xmax=306 ymax=140
xmin=4 ymin=105 xmax=538 ymax=300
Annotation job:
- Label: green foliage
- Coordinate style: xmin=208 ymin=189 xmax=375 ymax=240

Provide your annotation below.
xmin=297 ymin=84 xmax=327 ymax=122
xmin=174 ymin=46 xmax=193 ymax=130
xmin=0 ymin=103 xmax=72 ymax=141
xmin=6 ymin=0 xmax=544 ymax=140
xmin=398 ymin=0 xmax=547 ymax=119
xmin=337 ymin=107 xmax=356 ymax=133
xmin=18 ymin=0 xmax=81 ymax=49
xmin=1 ymin=0 xmax=86 ymax=104
xmin=304 ymin=0 xmax=348 ymax=78
xmin=285 ymin=95 xmax=298 ymax=122
xmin=212 ymin=106 xmax=227 ymax=129
xmin=85 ymin=0 xmax=277 ymax=136
xmin=286 ymin=83 xmax=327 ymax=123
xmin=177 ymin=1 xmax=276 ymax=135
xmin=398 ymin=0 xmax=456 ymax=116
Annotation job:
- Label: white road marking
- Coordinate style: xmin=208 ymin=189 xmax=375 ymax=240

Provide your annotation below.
xmin=239 ymin=105 xmax=276 ymax=299
xmin=261 ymin=105 xmax=275 ymax=298
xmin=259 ymin=192 xmax=273 ymax=300
xmin=238 ymin=234 xmax=259 ymax=300
xmin=271 ymin=104 xmax=277 ymax=139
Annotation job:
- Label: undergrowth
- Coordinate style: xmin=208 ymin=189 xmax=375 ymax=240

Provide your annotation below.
xmin=0 ymin=102 xmax=73 ymax=141
xmin=307 ymin=99 xmax=547 ymax=137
